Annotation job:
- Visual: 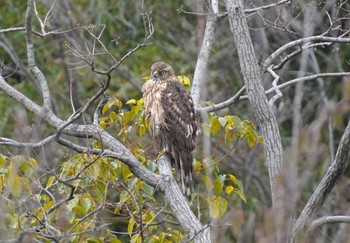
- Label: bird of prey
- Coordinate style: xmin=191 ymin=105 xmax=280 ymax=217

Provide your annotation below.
xmin=142 ymin=61 xmax=197 ymax=199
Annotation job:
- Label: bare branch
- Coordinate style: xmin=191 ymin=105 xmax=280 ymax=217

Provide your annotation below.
xmin=267 ymin=67 xmax=282 ymax=106
xmin=290 ymin=119 xmax=350 ymax=242
xmin=263 ymin=35 xmax=350 ymax=71
xmin=196 ymin=86 xmax=245 ymax=114
xmin=0 ymin=134 xmax=56 ymax=148
xmin=265 ymin=72 xmax=350 ymax=96
xmin=304 ymin=216 xmax=350 ymax=242
xmin=25 ymin=0 xmax=52 ymax=111
xmin=0 ymin=27 xmax=26 ymax=34
xmin=244 ymin=0 xmax=291 ymax=14
xmin=191 ymin=1 xmax=218 ymax=108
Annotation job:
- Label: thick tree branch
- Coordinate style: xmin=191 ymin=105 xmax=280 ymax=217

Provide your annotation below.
xmin=290 ymin=119 xmax=350 ymax=242
xmin=157 ymin=156 xmax=211 ymax=242
xmin=225 ymin=0 xmax=283 ymax=205
xmin=191 ymin=1 xmax=218 ymax=108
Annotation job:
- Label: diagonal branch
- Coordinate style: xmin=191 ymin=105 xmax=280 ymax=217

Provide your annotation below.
xmin=290 ymin=119 xmax=350 ymax=242
xmin=157 ymin=156 xmax=211 ymax=242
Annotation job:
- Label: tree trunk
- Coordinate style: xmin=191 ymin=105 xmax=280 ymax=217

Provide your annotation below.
xmin=225 ymin=0 xmax=285 ymax=240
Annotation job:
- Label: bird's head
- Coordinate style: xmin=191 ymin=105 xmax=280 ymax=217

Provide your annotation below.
xmin=150 ymin=61 xmax=174 ymax=81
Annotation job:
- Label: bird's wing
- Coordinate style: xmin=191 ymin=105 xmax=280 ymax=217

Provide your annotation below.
xmin=161 ymin=79 xmax=197 ymax=152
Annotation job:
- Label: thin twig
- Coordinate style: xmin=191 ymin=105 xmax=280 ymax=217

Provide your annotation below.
xmin=267 ymin=67 xmax=282 ymax=106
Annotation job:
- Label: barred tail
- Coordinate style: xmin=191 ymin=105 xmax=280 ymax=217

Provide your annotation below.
xmin=171 ymin=148 xmax=193 ymax=200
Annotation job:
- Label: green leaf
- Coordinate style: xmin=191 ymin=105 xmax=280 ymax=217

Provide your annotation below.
xmin=102 ymin=103 xmax=109 ymax=114
xmin=130 ymin=233 xmax=141 ymax=243
xmin=146 ymin=160 xmax=157 ymax=172
xmin=7 ymin=166 xmax=22 ymax=197
xmin=107 ymin=97 xmax=116 ymax=108
xmin=109 ymin=111 xmax=117 ymax=121
xmin=119 ymin=190 xmax=129 ymax=202
xmin=235 ymin=180 xmax=246 ymax=202
xmin=230 ymin=115 xmax=242 ymax=126
xmin=202 ymin=175 xmax=211 ymax=190
xmin=83 ymin=196 xmax=92 ymax=212
xmin=214 ymin=179 xmax=223 ymax=195
xmin=0 ymin=155 xmax=6 ymax=166
xmin=123 ymin=111 xmax=134 ymax=126
xmin=210 ymin=196 xmax=228 ymax=219
xmin=142 ymin=182 xmax=154 ymax=196
xmin=218 ymin=117 xmax=227 ymax=127
xmin=138 ymin=124 xmax=146 ymax=137
xmin=128 ymin=217 xmax=136 ymax=238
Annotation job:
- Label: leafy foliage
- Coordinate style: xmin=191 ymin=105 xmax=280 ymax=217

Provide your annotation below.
xmin=0 ymin=86 xmax=260 ymax=241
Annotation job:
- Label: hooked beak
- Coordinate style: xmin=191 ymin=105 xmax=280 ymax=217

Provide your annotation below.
xmin=151 ymin=71 xmax=158 ymax=79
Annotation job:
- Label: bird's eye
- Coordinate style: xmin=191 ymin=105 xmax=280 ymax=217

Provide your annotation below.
xmin=160 ymin=71 xmax=166 ymax=75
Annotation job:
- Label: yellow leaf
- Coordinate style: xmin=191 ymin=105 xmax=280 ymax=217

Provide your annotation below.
xmin=142 ymin=76 xmax=150 ymax=81
xmin=177 ymin=75 xmax=191 ymax=87
xmin=126 ymin=99 xmax=137 ymax=105
xmin=246 ymin=126 xmax=257 ymax=148
xmin=29 ymin=158 xmax=38 ymax=167
xmin=102 ymin=103 xmax=109 ymax=114
xmin=122 ymin=166 xmax=132 ymax=180
xmin=226 ymin=185 xmax=234 ymax=195
xmin=43 ymin=200 xmax=54 ymax=212
xmin=130 ymin=233 xmax=142 ymax=243
xmin=46 ymin=176 xmax=56 ymax=189
xmin=210 ymin=116 xmax=221 ymax=135
xmin=7 ymin=166 xmax=22 ymax=197
xmin=128 ymin=217 xmax=136 ymax=238
xmin=109 ymin=111 xmax=117 ymax=121
xmin=115 ymin=99 xmax=123 ymax=109
xmin=0 ymin=155 xmax=6 ymax=166
xmin=228 ymin=174 xmax=237 ymax=185
xmin=138 ymin=124 xmax=146 ymax=137
xmin=214 ymin=179 xmax=224 ymax=195
xmin=0 ymin=174 xmax=4 ymax=193
xmin=210 ymin=196 xmax=228 ymax=219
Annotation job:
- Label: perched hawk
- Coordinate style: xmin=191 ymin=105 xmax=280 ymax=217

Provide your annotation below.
xmin=142 ymin=61 xmax=197 ymax=199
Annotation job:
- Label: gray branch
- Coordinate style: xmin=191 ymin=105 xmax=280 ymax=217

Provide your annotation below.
xmin=263 ymin=35 xmax=350 ymax=71
xmin=190 ymin=2 xmax=218 ymax=108
xmin=25 ymin=0 xmax=52 ymax=111
xmin=157 ymin=156 xmax=211 ymax=242
xmin=303 ymin=216 xmax=350 ymax=242
xmin=290 ymin=119 xmax=350 ymax=242
xmin=225 ymin=0 xmax=283 ymax=204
